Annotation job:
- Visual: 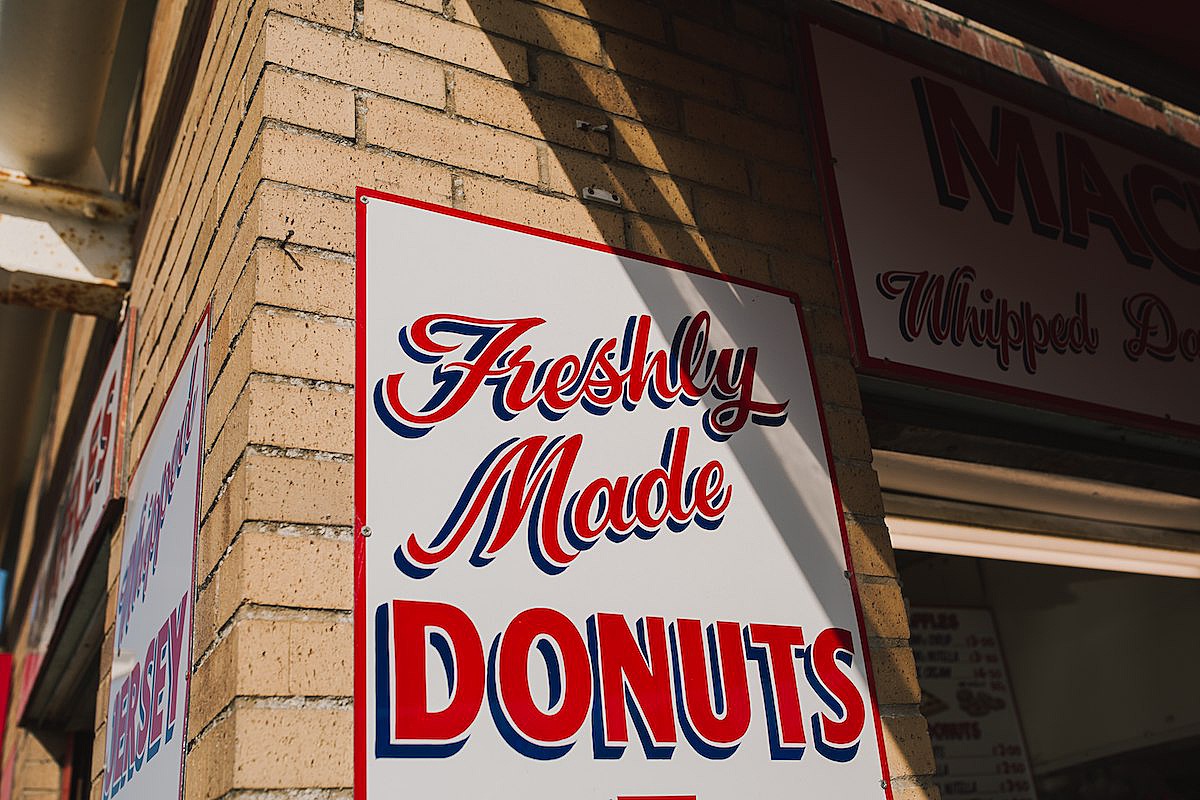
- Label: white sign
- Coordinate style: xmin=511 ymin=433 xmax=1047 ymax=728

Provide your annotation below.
xmin=20 ymin=314 xmax=133 ymax=716
xmin=357 ymin=190 xmax=893 ymax=799
xmin=909 ymin=607 xmax=1037 ymax=800
xmin=807 ymin=25 xmax=1200 ymax=433
xmin=102 ymin=311 xmax=209 ymax=800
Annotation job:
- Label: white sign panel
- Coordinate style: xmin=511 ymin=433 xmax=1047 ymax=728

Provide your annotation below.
xmin=102 ymin=311 xmax=209 ymax=800
xmin=20 ymin=313 xmax=134 ymax=716
xmin=909 ymin=607 xmax=1037 ymax=800
xmin=807 ymin=25 xmax=1200 ymax=433
xmin=357 ymin=190 xmax=893 ymax=800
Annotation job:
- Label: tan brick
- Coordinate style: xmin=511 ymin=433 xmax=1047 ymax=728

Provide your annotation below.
xmin=204 ymin=393 xmax=252 ymax=506
xmin=257 ymin=182 xmax=355 ymax=253
xmin=452 ymin=69 xmax=610 ymax=155
xmin=812 ymin=353 xmax=864 ymax=410
xmin=260 ymin=124 xmax=453 ymax=203
xmin=233 ymin=706 xmax=352 ymax=787
xmin=834 ymin=460 xmax=886 ymax=517
xmin=611 ymin=119 xmax=748 ymax=193
xmin=732 ymin=1 xmax=786 ymax=46
xmin=209 ymin=258 xmax=257 ymax=386
xmin=244 ymin=455 xmax=353 ymax=526
xmin=395 ymin=0 xmax=441 ymax=9
xmin=846 ymin=514 xmax=897 ymax=578
xmin=859 ymin=579 xmax=910 ymax=639
xmin=545 ymin=147 xmax=694 ymax=225
xmin=458 ymin=174 xmax=625 ymax=245
xmin=889 ymin=780 xmax=943 ymax=800
xmin=253 ymin=244 xmax=355 ymax=319
xmin=247 ymin=380 xmax=353 ymax=453
xmin=270 ymin=0 xmax=355 ymax=31
xmin=185 ymin=708 xmax=234 ymax=798
xmin=672 ymin=16 xmax=789 ymax=81
xmin=191 ymin=609 xmax=241 ymax=710
xmin=692 ymin=186 xmax=807 ymax=249
xmin=363 ymin=0 xmax=528 ymax=83
xmin=191 ymin=621 xmax=294 ymax=735
xmin=682 ymin=99 xmax=807 ymax=167
xmin=362 ymin=95 xmax=541 ymax=184
xmin=194 ymin=575 xmax=222 ymax=655
xmin=245 ymin=532 xmax=353 ymax=610
xmin=206 ymin=333 xmax=254 ymax=466
xmin=265 ymin=12 xmax=445 ymax=107
xmin=238 ymin=620 xmax=298 ymax=696
xmin=535 ymin=52 xmax=677 ymax=129
xmin=533 ymin=0 xmax=664 ymax=40
xmin=19 ymin=759 xmax=59 ymax=790
xmin=249 ymin=306 xmax=354 ymax=383
xmin=824 ymin=406 xmax=873 ymax=463
xmin=209 ymin=528 xmax=352 ymax=634
xmin=768 ymin=255 xmax=841 ymax=311
xmin=603 ymin=33 xmax=736 ymax=104
xmin=625 ymin=216 xmax=771 ymax=285
xmin=260 ymin=67 xmax=356 ymax=136
xmin=743 ymin=77 xmax=802 ymax=127
xmin=289 ymin=618 xmax=353 ymax=695
xmin=660 ymin=0 xmax=725 ymax=26
xmin=453 ymin=0 xmax=603 ymax=65
xmin=802 ymin=306 xmax=852 ymax=357
xmin=870 ymin=645 xmax=921 ymax=705
xmin=883 ymin=714 xmax=938 ymax=778
xmin=207 ymin=374 xmax=353 ymax=487
xmin=90 ymin=724 xmax=108 ymax=786
xmin=753 ymin=162 xmax=820 ymax=213
xmin=199 ymin=475 xmax=241 ymax=582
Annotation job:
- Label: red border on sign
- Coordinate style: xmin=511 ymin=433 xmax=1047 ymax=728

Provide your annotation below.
xmin=353 ymin=187 xmax=895 ymax=799
xmin=794 ymin=18 xmax=1200 ymax=440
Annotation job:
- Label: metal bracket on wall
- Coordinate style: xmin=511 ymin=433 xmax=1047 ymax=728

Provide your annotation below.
xmin=582 ymin=186 xmax=621 ymax=206
xmin=0 ymin=168 xmax=136 ymax=318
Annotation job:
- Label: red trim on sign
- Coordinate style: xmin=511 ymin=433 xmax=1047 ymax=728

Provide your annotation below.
xmin=794 ymin=16 xmax=1200 ymax=439
xmin=354 ymin=188 xmax=369 ymax=800
xmin=353 ymin=187 xmax=897 ymax=796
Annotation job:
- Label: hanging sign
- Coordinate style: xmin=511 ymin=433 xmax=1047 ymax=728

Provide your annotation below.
xmin=805 ymin=25 xmax=1200 ymax=433
xmin=357 ymin=190 xmax=893 ymax=799
xmin=909 ymin=607 xmax=1037 ymax=800
xmin=18 ymin=312 xmax=135 ymax=719
xmin=101 ymin=311 xmax=209 ymax=800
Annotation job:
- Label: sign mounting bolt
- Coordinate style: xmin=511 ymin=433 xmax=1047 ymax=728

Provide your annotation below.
xmin=361 ymin=525 xmax=372 ymax=538
xmin=583 ymin=187 xmax=621 ymax=206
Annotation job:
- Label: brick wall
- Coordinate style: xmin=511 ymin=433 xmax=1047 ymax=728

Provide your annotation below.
xmin=178 ymin=0 xmax=930 ymax=797
xmin=5 ymin=1 xmax=936 ymax=798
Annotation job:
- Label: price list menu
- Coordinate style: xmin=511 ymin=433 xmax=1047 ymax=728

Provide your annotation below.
xmin=909 ymin=607 xmax=1038 ymax=800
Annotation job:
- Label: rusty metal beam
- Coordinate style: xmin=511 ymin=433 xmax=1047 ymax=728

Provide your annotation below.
xmin=0 ymin=169 xmax=135 ymax=317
